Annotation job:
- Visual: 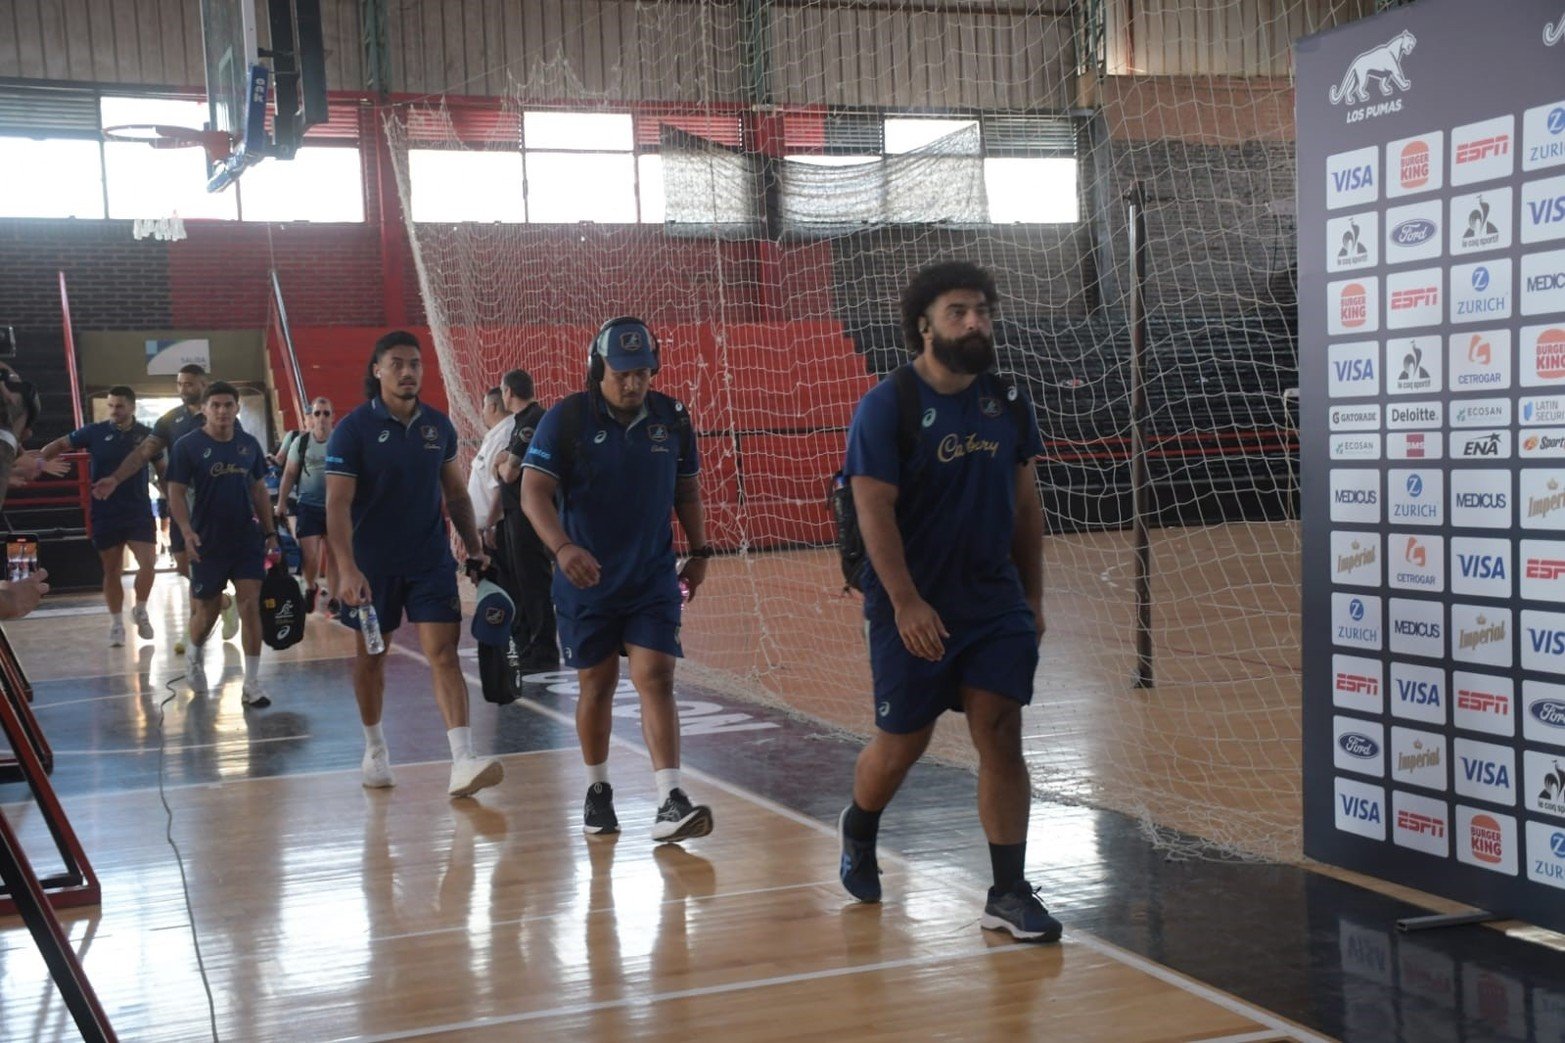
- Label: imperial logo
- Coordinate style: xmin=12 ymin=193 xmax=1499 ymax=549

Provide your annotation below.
xmin=1337 ymin=672 xmax=1379 ymax=694
xmin=1528 ymin=479 xmax=1565 ymax=521
xmin=1401 ymin=141 xmax=1430 ymax=188
xmin=1457 ymin=136 xmax=1510 ymax=166
xmin=1458 ymin=615 xmax=1507 ymax=653
xmin=1337 ymin=540 xmax=1377 ymax=574
xmin=1342 ymin=283 xmax=1368 ymax=327
xmin=1397 ymin=740 xmax=1441 ymax=774
xmin=1397 ymin=810 xmax=1445 ymax=838
xmin=1457 ymin=689 xmax=1509 ymax=715
xmin=1470 ymin=814 xmax=1504 ymax=864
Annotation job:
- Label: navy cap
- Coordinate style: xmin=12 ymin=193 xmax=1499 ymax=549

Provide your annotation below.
xmin=471 ymin=577 xmax=515 ymax=646
xmin=599 ymin=319 xmax=656 ymax=372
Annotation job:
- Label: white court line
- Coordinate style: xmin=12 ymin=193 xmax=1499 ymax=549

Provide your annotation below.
xmin=426 ymin=657 xmax=1328 ymax=1043
xmin=1190 ymin=1033 xmax=1290 ymax=1043
xmin=346 ymin=944 xmax=1034 ymax=1042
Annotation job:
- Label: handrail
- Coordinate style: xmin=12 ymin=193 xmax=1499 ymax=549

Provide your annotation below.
xmin=56 ymin=273 xmax=84 ymax=430
xmin=269 ymin=270 xmax=309 ymax=428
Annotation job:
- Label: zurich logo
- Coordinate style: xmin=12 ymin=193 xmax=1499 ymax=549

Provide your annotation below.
xmin=1349 ymin=598 xmax=1366 ymax=621
xmin=1551 ymin=107 xmax=1565 ymax=136
xmin=1406 ymin=474 xmax=1424 ymax=497
xmin=1472 ymin=267 xmax=1491 ymax=292
xmin=1553 ymin=832 xmax=1565 ymax=858
xmin=1339 ymin=733 xmax=1380 ymax=758
xmin=1392 ymin=219 xmax=1436 ymax=246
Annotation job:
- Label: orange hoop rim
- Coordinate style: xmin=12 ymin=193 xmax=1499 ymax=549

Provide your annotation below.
xmin=102 ymin=124 xmax=233 ymax=164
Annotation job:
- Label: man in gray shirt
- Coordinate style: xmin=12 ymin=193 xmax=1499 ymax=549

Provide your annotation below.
xmin=276 ymin=397 xmax=335 ymax=613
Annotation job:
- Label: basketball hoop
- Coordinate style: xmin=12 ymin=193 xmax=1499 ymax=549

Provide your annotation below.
xmin=102 ymin=124 xmax=234 ymax=166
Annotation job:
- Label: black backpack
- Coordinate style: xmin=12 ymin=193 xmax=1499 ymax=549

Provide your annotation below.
xmin=259 ymin=561 xmax=307 ymax=649
xmin=830 ymin=365 xmax=1031 ymax=593
xmin=550 ymin=390 xmax=693 ymax=498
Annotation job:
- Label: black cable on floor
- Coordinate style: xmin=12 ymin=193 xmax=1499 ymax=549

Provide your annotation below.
xmin=154 ymin=673 xmax=221 ymax=1043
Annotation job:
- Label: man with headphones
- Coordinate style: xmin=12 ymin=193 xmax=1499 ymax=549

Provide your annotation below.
xmin=519 ymin=317 xmax=714 ymax=842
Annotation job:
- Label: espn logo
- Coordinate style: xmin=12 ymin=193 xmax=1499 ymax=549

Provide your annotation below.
xmin=1391 ymin=287 xmax=1440 ymax=310
xmin=1456 ymin=688 xmax=1510 ymax=715
xmin=1526 ymin=557 xmax=1565 ymax=579
xmin=1457 ymin=135 xmax=1510 ymax=165
xmin=1396 ymin=810 xmax=1446 ymax=838
xmin=1336 ymin=672 xmax=1380 ymax=695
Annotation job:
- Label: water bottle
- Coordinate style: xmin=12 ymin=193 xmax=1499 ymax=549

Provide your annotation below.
xmin=359 ymin=604 xmax=385 ymax=655
xmin=679 ymin=577 xmax=691 ymax=605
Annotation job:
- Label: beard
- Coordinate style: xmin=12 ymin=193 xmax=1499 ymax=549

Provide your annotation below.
xmin=180 ymin=391 xmax=201 ymax=406
xmin=929 ymin=330 xmax=995 ymax=375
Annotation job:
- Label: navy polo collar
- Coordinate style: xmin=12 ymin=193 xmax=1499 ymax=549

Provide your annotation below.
xmin=595 ymin=393 xmax=649 ymax=430
xmin=371 ymin=395 xmax=424 ymax=427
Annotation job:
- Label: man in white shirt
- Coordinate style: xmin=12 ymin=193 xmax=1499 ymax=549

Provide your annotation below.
xmin=467 ymin=388 xmax=512 ymax=540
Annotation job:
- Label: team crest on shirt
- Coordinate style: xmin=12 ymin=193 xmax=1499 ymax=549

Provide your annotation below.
xmin=421 ymin=425 xmax=438 ymax=442
xmin=979 ymin=397 xmax=1003 ymax=418
xmin=648 ymin=423 xmax=669 ymax=443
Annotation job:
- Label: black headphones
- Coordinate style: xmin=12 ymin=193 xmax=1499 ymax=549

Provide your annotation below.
xmin=587 ymin=316 xmax=661 ymax=384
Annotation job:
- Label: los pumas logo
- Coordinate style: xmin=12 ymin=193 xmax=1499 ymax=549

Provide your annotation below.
xmin=1330 ymin=30 xmax=1416 ymax=123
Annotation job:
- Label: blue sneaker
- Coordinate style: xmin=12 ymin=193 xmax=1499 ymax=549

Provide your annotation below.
xmin=838 ymin=805 xmax=881 ymax=903
xmin=981 ymin=881 xmax=1062 ymax=943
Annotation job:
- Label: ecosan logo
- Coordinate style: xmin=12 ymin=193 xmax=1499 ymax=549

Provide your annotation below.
xmin=1331 ymin=434 xmax=1382 ymax=460
xmin=1523 ymin=98 xmax=1565 ymax=173
xmin=1328 ymin=341 xmax=1379 ymax=397
xmin=1521 ymin=248 xmax=1565 ymax=316
xmin=1389 ymin=340 xmax=1438 ymax=394
xmin=1328 ymin=30 xmax=1416 ymax=123
xmin=1326 ymin=146 xmax=1379 ymax=210
xmin=1453 ymin=189 xmax=1511 ymax=254
xmin=1452 ymin=115 xmax=1515 ymax=187
xmin=1452 ymin=260 xmax=1513 ymax=323
xmin=1449 ymin=329 xmax=1510 ymax=390
xmin=1451 ymin=396 xmax=1510 ymax=427
xmin=1522 ymin=173 xmax=1565 ymax=245
xmin=1328 ymin=213 xmax=1377 ymax=271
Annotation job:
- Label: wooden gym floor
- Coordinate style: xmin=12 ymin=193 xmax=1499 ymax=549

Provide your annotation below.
xmin=1 ymin=550 xmax=1563 ymax=1041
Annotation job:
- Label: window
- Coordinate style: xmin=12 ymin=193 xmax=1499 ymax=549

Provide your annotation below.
xmin=239 ymin=148 xmax=364 ymax=222
xmin=407 ymin=149 xmax=525 ymax=223
xmin=522 ymin=112 xmax=640 ymax=224
xmin=0 ymin=138 xmax=105 ymax=218
xmin=100 ymin=96 xmax=237 ymax=221
xmin=985 ymin=157 xmax=1079 ymax=224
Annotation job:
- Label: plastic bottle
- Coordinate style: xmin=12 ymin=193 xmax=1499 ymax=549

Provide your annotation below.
xmin=679 ymin=577 xmax=691 ymax=605
xmin=359 ymin=604 xmax=385 ymax=655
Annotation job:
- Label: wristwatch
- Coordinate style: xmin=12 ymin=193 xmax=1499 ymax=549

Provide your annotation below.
xmin=687 ymin=545 xmax=715 ymax=559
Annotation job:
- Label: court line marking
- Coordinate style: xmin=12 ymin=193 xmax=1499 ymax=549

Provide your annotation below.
xmin=347 ymin=944 xmax=1040 ymax=1042
xmin=1189 ymin=1032 xmax=1291 ymax=1043
xmin=440 ymin=661 xmax=1327 ymax=1043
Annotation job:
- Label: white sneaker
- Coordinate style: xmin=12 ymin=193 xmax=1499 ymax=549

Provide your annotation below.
xmin=448 ymin=755 xmax=503 ymax=798
xmin=186 ymin=650 xmax=207 ymax=694
xmin=108 ymin=618 xmax=125 ymax=648
xmin=132 ymin=605 xmax=154 ymax=641
xmin=362 ymin=746 xmax=395 ymax=789
xmin=241 ymin=681 xmax=272 ymax=709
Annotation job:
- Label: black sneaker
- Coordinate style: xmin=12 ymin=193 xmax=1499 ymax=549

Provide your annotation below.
xmin=651 ymin=788 xmax=713 ymax=842
xmin=837 ymin=805 xmax=881 ymax=903
xmin=583 ymin=782 xmax=619 ymax=835
xmin=980 ymin=881 xmax=1062 ymax=943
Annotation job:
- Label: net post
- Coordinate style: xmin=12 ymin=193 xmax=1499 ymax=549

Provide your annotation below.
xmin=1126 ymin=182 xmax=1153 ymax=689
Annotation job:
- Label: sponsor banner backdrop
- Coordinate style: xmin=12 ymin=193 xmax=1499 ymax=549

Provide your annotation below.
xmin=1299 ymin=0 xmax=1565 ymax=930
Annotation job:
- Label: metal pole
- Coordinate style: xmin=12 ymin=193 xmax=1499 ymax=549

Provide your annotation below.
xmin=1127 ymin=183 xmax=1153 ymax=688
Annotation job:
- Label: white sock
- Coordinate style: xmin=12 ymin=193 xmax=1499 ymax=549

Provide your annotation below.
xmin=243 ymin=655 xmax=260 ymax=685
xmin=655 ymin=768 xmax=681 ymax=803
xmin=447 ymin=726 xmax=474 ymax=761
xmin=586 ymin=761 xmax=609 ymax=786
xmin=187 ymin=636 xmax=204 ymax=657
xmin=363 ymin=722 xmax=385 ymax=749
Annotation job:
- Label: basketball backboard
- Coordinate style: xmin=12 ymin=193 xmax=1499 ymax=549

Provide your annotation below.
xmin=199 ymin=0 xmax=327 ymax=193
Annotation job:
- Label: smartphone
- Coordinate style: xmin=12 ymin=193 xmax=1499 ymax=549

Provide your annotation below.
xmin=5 ymin=534 xmax=38 ymax=581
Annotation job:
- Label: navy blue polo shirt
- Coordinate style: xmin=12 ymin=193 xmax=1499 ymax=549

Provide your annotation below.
xmin=68 ymin=420 xmax=154 ymax=526
xmin=152 ymin=404 xmax=205 ymax=454
xmin=325 ymin=397 xmax=459 ymax=576
xmin=844 ymin=368 xmax=1043 ymax=624
xmin=522 ymin=391 xmax=699 ymax=610
xmin=165 ymin=428 xmax=266 ymax=547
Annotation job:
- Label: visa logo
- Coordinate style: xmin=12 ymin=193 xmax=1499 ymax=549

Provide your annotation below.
xmin=1460 ymin=757 xmax=1510 ymax=787
xmin=1529 ymin=197 xmax=1565 ymax=225
xmin=1334 ymin=166 xmax=1375 ymax=193
xmin=1396 ymin=679 xmax=1442 ymax=705
xmin=1457 ymin=554 xmax=1507 ymax=579
xmin=1340 ymin=794 xmax=1382 ymax=822
xmin=1334 ymin=358 xmax=1376 ymax=381
xmin=1529 ymin=628 xmax=1565 ymax=655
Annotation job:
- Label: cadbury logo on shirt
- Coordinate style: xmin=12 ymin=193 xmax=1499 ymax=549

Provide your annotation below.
xmin=208 ymin=462 xmax=253 ymax=478
xmin=937 ymin=433 xmax=1000 ymax=464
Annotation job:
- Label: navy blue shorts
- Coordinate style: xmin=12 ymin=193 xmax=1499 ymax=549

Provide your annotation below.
xmin=557 ymin=596 xmax=682 ymax=669
xmin=867 ymin=609 xmax=1039 ymax=734
xmin=294 ymin=502 xmax=327 ymax=539
xmin=170 ymin=524 xmax=186 ymax=554
xmin=340 ymin=565 xmax=461 ymax=636
xmin=91 ymin=515 xmax=155 ymax=552
xmin=189 ymin=544 xmax=267 ymax=600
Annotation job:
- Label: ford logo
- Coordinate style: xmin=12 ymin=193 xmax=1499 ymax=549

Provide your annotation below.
xmin=1392 ymin=218 xmax=1436 ymax=246
xmin=1339 ymin=733 xmax=1380 ymax=758
xmin=1530 ymin=699 xmax=1565 ymax=727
